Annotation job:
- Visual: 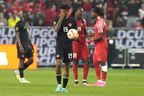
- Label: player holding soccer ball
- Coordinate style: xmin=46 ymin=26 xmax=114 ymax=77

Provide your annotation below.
xmin=88 ymin=7 xmax=108 ymax=87
xmin=71 ymin=7 xmax=89 ymax=86
xmin=53 ymin=3 xmax=77 ymax=92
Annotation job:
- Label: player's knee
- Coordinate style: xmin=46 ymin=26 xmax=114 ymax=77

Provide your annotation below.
xmin=56 ymin=59 xmax=62 ymax=66
xmin=82 ymin=59 xmax=88 ymax=64
xmin=28 ymin=58 xmax=34 ymax=65
xmin=73 ymin=60 xmax=78 ymax=64
xmin=101 ymin=62 xmax=108 ymax=72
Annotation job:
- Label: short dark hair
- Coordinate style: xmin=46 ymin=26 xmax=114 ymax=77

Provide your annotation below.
xmin=60 ymin=3 xmax=71 ymax=9
xmin=91 ymin=7 xmax=104 ymax=17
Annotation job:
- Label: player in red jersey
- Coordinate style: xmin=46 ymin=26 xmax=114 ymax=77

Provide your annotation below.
xmin=88 ymin=7 xmax=108 ymax=87
xmin=72 ymin=7 xmax=89 ymax=86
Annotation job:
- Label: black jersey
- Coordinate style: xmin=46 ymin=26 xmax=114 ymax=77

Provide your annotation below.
xmin=54 ymin=16 xmax=77 ymax=45
xmin=15 ymin=20 xmax=31 ymax=48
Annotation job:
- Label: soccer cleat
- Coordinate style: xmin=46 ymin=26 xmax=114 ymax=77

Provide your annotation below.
xmin=61 ymin=88 xmax=69 ymax=93
xmin=20 ymin=78 xmax=31 ymax=83
xmin=74 ymin=81 xmax=79 ymax=86
xmin=14 ymin=70 xmax=21 ymax=82
xmin=55 ymin=85 xmax=62 ymax=92
xmin=95 ymin=80 xmax=106 ymax=87
xmin=82 ymin=80 xmax=89 ymax=86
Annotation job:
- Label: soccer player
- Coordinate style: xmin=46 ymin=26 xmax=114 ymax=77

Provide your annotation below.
xmin=14 ymin=9 xmax=34 ymax=83
xmin=88 ymin=7 xmax=108 ymax=86
xmin=53 ymin=3 xmax=77 ymax=92
xmin=72 ymin=7 xmax=89 ymax=86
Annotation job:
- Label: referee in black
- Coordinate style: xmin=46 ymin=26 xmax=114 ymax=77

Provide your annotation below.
xmin=53 ymin=3 xmax=77 ymax=92
xmin=14 ymin=9 xmax=34 ymax=83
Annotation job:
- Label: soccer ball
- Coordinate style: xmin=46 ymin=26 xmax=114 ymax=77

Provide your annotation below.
xmin=67 ymin=29 xmax=79 ymax=39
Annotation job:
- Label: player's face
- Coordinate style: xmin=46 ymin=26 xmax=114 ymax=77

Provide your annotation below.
xmin=60 ymin=9 xmax=69 ymax=17
xmin=23 ymin=12 xmax=32 ymax=22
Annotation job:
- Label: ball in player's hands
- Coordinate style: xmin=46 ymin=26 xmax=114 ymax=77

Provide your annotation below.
xmin=67 ymin=29 xmax=79 ymax=39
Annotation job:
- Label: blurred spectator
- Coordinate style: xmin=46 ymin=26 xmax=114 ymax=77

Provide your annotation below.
xmin=8 ymin=9 xmax=20 ymax=27
xmin=126 ymin=0 xmax=140 ymax=28
xmin=106 ymin=20 xmax=117 ymax=68
xmin=135 ymin=17 xmax=144 ymax=28
xmin=0 ymin=10 xmax=7 ymax=26
xmin=139 ymin=3 xmax=144 ymax=19
xmin=44 ymin=3 xmax=58 ymax=26
xmin=106 ymin=0 xmax=119 ymax=21
xmin=33 ymin=9 xmax=45 ymax=26
xmin=32 ymin=0 xmax=45 ymax=26
xmin=113 ymin=5 xmax=128 ymax=27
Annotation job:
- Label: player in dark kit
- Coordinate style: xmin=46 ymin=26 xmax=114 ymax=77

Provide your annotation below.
xmin=14 ymin=9 xmax=34 ymax=83
xmin=53 ymin=3 xmax=77 ymax=92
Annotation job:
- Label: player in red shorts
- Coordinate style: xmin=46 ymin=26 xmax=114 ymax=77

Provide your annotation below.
xmin=88 ymin=7 xmax=108 ymax=87
xmin=72 ymin=7 xmax=89 ymax=86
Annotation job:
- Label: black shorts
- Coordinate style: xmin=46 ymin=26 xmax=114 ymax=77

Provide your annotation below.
xmin=56 ymin=42 xmax=73 ymax=63
xmin=17 ymin=46 xmax=33 ymax=59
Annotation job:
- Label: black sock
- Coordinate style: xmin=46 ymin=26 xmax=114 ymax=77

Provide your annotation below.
xmin=56 ymin=75 xmax=61 ymax=85
xmin=63 ymin=77 xmax=69 ymax=88
xmin=18 ymin=68 xmax=24 ymax=78
xmin=23 ymin=63 xmax=30 ymax=70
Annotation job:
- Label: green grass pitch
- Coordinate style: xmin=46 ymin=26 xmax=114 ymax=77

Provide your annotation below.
xmin=0 ymin=68 xmax=144 ymax=96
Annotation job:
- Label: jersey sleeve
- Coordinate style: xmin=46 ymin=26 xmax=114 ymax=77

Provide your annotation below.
xmin=97 ymin=20 xmax=104 ymax=33
xmin=15 ymin=21 xmax=21 ymax=33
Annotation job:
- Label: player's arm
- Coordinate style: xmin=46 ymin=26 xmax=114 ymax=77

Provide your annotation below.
xmin=15 ymin=23 xmax=24 ymax=53
xmin=53 ymin=12 xmax=65 ymax=32
xmin=88 ymin=21 xmax=104 ymax=43
xmin=29 ymin=39 xmax=34 ymax=52
xmin=53 ymin=18 xmax=63 ymax=32
xmin=88 ymin=33 xmax=103 ymax=43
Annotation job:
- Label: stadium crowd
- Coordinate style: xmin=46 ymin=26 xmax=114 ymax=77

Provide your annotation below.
xmin=0 ymin=0 xmax=144 ymax=28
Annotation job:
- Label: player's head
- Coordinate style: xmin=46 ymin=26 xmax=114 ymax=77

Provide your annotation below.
xmin=91 ymin=7 xmax=104 ymax=19
xmin=60 ymin=3 xmax=71 ymax=17
xmin=22 ymin=6 xmax=32 ymax=22
xmin=75 ymin=7 xmax=84 ymax=19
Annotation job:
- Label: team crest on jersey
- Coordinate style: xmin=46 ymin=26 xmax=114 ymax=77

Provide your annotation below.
xmin=68 ymin=23 xmax=72 ymax=27
xmin=15 ymin=27 xmax=19 ymax=31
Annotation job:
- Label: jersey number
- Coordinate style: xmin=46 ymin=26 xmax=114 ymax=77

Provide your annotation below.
xmin=63 ymin=27 xmax=68 ymax=32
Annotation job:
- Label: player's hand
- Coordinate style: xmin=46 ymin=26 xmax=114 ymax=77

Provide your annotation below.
xmin=87 ymin=33 xmax=94 ymax=39
xmin=87 ymin=37 xmax=94 ymax=44
xmin=60 ymin=11 xmax=65 ymax=20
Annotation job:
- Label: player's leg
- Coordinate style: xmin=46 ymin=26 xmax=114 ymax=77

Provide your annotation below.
xmin=23 ymin=48 xmax=34 ymax=70
xmin=62 ymin=62 xmax=69 ymax=92
xmin=101 ymin=62 xmax=107 ymax=82
xmin=81 ymin=44 xmax=89 ymax=85
xmin=72 ymin=59 xmax=79 ymax=86
xmin=14 ymin=46 xmax=26 ymax=83
xmin=55 ymin=59 xmax=63 ymax=92
xmin=72 ymin=42 xmax=79 ymax=86
xmin=95 ymin=46 xmax=108 ymax=86
xmin=18 ymin=58 xmax=25 ymax=79
xmin=61 ymin=49 xmax=73 ymax=92
xmin=82 ymin=59 xmax=89 ymax=86
xmin=93 ymin=46 xmax=101 ymax=81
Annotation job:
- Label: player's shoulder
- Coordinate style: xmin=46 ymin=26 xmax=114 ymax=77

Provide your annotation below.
xmin=15 ymin=20 xmax=23 ymax=26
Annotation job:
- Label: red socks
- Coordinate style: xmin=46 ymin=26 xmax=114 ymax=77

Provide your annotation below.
xmin=72 ymin=64 xmax=78 ymax=80
xmin=94 ymin=63 xmax=101 ymax=80
xmin=102 ymin=71 xmax=107 ymax=81
xmin=83 ymin=64 xmax=89 ymax=80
